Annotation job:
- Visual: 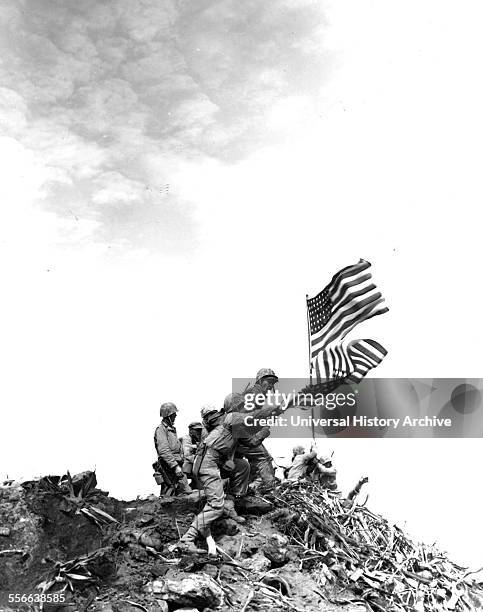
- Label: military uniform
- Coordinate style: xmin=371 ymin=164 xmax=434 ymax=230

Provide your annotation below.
xmin=232 ymin=383 xmax=279 ymax=487
xmin=180 ymin=423 xmax=202 ymax=473
xmin=181 ymin=404 xmax=278 ymax=542
xmin=181 ymin=434 xmax=197 ymax=470
xmin=154 ymin=421 xmax=191 ymax=494
xmin=314 ymin=460 xmax=338 ymax=491
xmin=287 ymin=450 xmax=317 ymax=481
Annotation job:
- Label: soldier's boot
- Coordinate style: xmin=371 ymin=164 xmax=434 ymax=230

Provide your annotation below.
xmin=173 ymin=526 xmax=205 ymax=553
xmin=224 ymin=495 xmax=246 ymax=524
xmin=256 ymin=456 xmax=279 ymax=492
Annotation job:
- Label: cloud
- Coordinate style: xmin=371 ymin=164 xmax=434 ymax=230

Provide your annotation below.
xmin=0 ymin=0 xmax=327 ymax=252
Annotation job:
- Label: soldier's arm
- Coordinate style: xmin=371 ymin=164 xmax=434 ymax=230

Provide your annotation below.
xmin=155 ymin=428 xmax=179 ymax=468
xmin=242 ymin=425 xmax=271 ymax=448
xmin=302 ymin=451 xmax=317 ymax=463
xmin=251 ymin=403 xmax=284 ymax=421
xmin=317 ymin=463 xmax=337 ymax=476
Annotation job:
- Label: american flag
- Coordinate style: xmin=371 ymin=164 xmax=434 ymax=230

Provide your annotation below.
xmin=307 ymin=260 xmax=388 ymax=383
xmin=313 ymin=338 xmax=388 ymax=384
xmin=345 ymin=339 xmax=388 ymax=382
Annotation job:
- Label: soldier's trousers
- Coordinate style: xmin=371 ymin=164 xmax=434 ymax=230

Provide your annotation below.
xmin=236 ymin=443 xmax=277 ymax=486
xmin=189 ymin=448 xmax=249 ymax=537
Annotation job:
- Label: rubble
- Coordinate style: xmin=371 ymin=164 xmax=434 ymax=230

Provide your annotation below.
xmin=240 ymin=551 xmax=271 ymax=573
xmin=270 ymin=481 xmax=483 ymax=611
xmin=262 ymin=533 xmax=289 ymax=566
xmin=0 ymin=472 xmax=482 ymax=612
xmin=145 ymin=573 xmax=224 ymax=608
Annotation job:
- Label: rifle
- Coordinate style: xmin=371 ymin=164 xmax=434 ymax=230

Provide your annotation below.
xmin=152 ymin=459 xmax=175 ymax=487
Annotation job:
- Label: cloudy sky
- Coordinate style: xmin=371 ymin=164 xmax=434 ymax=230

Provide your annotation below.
xmin=1 ymin=0 xmax=482 ymax=567
xmin=0 ymin=0 xmax=328 ymax=251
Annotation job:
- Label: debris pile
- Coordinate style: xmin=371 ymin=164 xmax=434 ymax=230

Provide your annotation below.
xmin=269 ymin=482 xmax=483 ymax=611
xmin=1 ymin=473 xmax=482 ymax=612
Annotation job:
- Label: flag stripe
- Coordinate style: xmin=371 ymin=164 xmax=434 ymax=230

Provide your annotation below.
xmin=331 ymin=273 xmax=373 ymax=307
xmin=350 ymin=344 xmax=380 ymax=363
xmin=329 ymin=259 xmax=371 ymax=298
xmin=360 ymin=338 xmax=388 ymax=355
xmin=334 ymin=281 xmax=376 ymax=312
xmin=349 ymin=346 xmax=385 ymax=365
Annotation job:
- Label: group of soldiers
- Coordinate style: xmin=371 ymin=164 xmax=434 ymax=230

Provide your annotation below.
xmin=153 ymin=368 xmax=288 ymax=551
xmin=285 ymin=445 xmax=338 ymax=488
xmin=153 ymin=367 xmax=366 ymax=552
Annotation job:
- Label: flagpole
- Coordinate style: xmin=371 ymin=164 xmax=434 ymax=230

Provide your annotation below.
xmin=305 ymin=294 xmax=313 ymax=386
xmin=306 ymin=294 xmax=316 ymax=444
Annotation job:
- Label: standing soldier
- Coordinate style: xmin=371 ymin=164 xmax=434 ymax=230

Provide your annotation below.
xmin=180 ymin=422 xmax=204 ymax=483
xmin=154 ymin=402 xmax=192 ymax=495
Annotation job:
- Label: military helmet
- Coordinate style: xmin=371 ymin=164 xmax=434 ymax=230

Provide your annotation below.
xmin=255 ymin=368 xmax=279 ymax=384
xmin=320 ymin=455 xmax=332 ymax=465
xmin=160 ymin=402 xmax=178 ymax=418
xmin=188 ymin=421 xmax=203 ymax=430
xmin=293 ymin=444 xmax=305 ymax=455
xmin=200 ymin=404 xmax=218 ymax=419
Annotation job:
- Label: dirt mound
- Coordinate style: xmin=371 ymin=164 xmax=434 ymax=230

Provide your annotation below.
xmin=0 ymin=473 xmax=482 ymax=612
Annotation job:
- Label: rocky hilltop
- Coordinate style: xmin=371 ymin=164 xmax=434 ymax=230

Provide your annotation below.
xmin=1 ymin=472 xmax=482 ymax=612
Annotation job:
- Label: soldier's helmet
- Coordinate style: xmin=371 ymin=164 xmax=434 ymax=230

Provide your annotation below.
xmin=160 ymin=402 xmax=178 ymax=418
xmin=319 ymin=455 xmax=332 ymax=465
xmin=200 ymin=404 xmax=218 ymax=419
xmin=293 ymin=445 xmax=305 ymax=455
xmin=255 ymin=368 xmax=279 ymax=384
xmin=188 ymin=421 xmax=203 ymax=430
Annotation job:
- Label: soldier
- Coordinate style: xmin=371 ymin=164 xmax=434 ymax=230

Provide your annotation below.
xmin=201 ymin=404 xmax=222 ymax=433
xmin=154 ymin=402 xmax=192 ymax=495
xmin=313 ymin=455 xmax=338 ymax=491
xmin=199 ymin=404 xmax=248 ymax=523
xmin=229 ymin=368 xmax=281 ymax=490
xmin=178 ymin=401 xmax=282 ymax=552
xmin=181 ymin=421 xmax=204 ymax=479
xmin=286 ymin=445 xmax=318 ymax=481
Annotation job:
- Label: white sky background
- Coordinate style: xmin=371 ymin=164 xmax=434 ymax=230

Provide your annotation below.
xmin=1 ymin=0 xmax=482 ymax=568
